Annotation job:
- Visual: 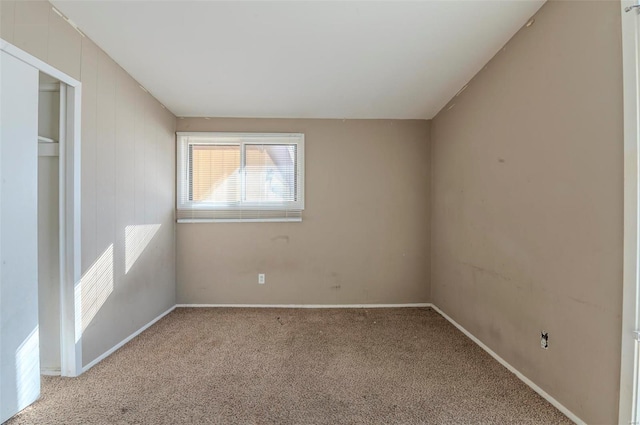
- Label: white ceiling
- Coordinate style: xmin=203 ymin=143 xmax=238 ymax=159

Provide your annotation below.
xmin=52 ymin=0 xmax=544 ymax=119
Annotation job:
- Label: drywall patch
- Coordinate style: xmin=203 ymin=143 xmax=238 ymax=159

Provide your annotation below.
xmin=271 ymin=235 xmax=290 ymax=244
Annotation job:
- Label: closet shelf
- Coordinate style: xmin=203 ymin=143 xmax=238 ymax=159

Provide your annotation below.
xmin=38 ymin=136 xmax=58 ymax=143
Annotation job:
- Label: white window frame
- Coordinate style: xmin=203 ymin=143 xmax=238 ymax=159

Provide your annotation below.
xmin=176 ymin=132 xmax=305 ymax=223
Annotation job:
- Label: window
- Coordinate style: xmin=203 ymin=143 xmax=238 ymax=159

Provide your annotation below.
xmin=176 ymin=132 xmax=304 ymax=222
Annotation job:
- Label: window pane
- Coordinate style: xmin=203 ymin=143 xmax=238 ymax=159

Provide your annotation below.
xmin=190 ymin=144 xmax=240 ymax=203
xmin=245 ymin=144 xmax=297 ymax=203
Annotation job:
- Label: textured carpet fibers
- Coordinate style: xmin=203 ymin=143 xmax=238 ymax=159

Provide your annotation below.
xmin=7 ymin=308 xmax=571 ymax=424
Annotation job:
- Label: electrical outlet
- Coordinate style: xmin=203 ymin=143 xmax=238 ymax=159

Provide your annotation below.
xmin=258 ymin=273 xmax=265 ymax=284
xmin=540 ymin=331 xmax=549 ymax=349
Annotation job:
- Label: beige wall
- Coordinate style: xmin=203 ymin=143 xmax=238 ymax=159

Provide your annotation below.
xmin=430 ymin=1 xmax=623 ymax=423
xmin=176 ymin=118 xmax=430 ymax=305
xmin=1 ymin=1 xmax=177 ymax=367
xmin=38 ymin=155 xmax=60 ymax=372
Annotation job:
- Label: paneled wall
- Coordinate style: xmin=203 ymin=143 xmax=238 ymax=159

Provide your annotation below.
xmin=176 ymin=118 xmax=431 ymax=305
xmin=1 ymin=0 xmax=176 ymax=367
xmin=430 ymin=1 xmax=623 ymax=423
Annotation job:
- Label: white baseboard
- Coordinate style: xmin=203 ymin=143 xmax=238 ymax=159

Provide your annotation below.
xmin=82 ymin=305 xmax=176 ymax=373
xmin=40 ymin=367 xmax=61 ymax=376
xmin=175 ymin=303 xmax=433 ymax=309
xmin=430 ymin=305 xmax=585 ymax=425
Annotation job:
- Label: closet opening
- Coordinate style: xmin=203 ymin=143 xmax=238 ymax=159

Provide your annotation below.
xmin=37 ymin=72 xmax=62 ymax=376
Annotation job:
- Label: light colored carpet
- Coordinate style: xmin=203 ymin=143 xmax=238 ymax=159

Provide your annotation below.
xmin=7 ymin=308 xmax=571 ymax=424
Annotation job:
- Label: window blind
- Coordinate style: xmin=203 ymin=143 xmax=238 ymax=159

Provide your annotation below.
xmin=176 ymin=132 xmax=304 ymax=222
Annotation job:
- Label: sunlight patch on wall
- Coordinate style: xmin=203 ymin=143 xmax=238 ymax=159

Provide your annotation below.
xmin=125 ymin=224 xmax=160 ymax=274
xmin=15 ymin=326 xmax=40 ymax=408
xmin=76 ymin=244 xmax=114 ymax=335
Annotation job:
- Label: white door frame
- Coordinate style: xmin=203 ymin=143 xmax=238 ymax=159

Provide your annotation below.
xmin=621 ymin=1 xmax=640 ymax=424
xmin=0 ymin=39 xmax=82 ymax=377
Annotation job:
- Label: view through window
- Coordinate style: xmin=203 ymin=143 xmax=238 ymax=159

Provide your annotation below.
xmin=177 ymin=133 xmax=304 ymax=222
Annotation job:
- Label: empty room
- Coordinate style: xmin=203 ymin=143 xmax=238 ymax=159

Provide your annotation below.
xmin=0 ymin=0 xmax=638 ymax=424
